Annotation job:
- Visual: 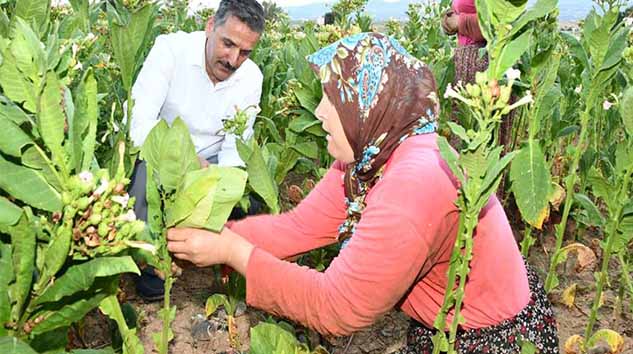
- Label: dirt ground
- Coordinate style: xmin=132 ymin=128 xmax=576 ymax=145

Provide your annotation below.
xmin=73 ymin=228 xmax=633 ymax=354
xmin=73 ymin=185 xmax=633 ymax=353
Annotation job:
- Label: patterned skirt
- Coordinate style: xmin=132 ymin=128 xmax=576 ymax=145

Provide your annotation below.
xmin=397 ymin=262 xmax=559 ymax=354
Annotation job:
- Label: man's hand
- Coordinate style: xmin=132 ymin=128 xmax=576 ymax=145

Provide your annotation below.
xmin=442 ymin=10 xmax=459 ymax=36
xmin=198 ymin=155 xmax=210 ymax=168
xmin=167 ymin=227 xmax=254 ymax=274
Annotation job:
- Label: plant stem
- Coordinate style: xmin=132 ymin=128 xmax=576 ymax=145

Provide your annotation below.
xmin=544 ymin=104 xmax=592 ymax=292
xmin=520 ymin=226 xmax=535 ymax=258
xmin=160 ymin=274 xmax=173 ymax=354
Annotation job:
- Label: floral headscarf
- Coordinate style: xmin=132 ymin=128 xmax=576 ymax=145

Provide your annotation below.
xmin=306 ymin=33 xmax=439 ymax=240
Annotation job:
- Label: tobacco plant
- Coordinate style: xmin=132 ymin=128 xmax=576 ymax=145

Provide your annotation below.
xmin=140 ymin=117 xmax=247 ymax=354
xmin=0 ymin=10 xmax=150 ymax=353
xmin=544 ymin=1 xmax=630 ymax=292
xmin=431 ymin=0 xmax=556 ymax=352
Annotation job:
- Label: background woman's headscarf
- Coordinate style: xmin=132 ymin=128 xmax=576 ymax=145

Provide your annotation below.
xmin=307 ymin=33 xmax=439 ymax=203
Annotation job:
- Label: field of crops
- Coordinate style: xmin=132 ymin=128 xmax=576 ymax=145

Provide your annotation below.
xmin=0 ymin=0 xmax=632 ymax=353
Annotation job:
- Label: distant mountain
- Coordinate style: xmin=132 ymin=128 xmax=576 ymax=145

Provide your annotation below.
xmin=283 ymin=0 xmax=633 ymax=22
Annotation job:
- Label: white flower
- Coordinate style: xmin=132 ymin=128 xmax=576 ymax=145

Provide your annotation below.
xmin=603 ymin=100 xmax=613 ymax=110
xmin=294 ymin=32 xmax=306 ymax=40
xmin=79 ymin=171 xmax=94 ymax=185
xmin=625 ymin=17 xmax=633 ymax=27
xmin=574 ymin=85 xmax=582 ymax=94
xmin=73 ymin=62 xmax=83 ymax=71
xmin=111 ymin=194 xmax=130 ymax=207
xmin=124 ymin=241 xmax=156 ymax=255
xmin=86 ymin=32 xmax=96 ymax=42
xmin=444 ymin=83 xmax=471 ymax=105
xmin=505 ymin=68 xmax=521 ymax=81
xmin=72 ymin=43 xmax=80 ymax=56
xmin=94 ymin=178 xmax=109 ymax=196
xmin=118 ymin=209 xmax=137 ymax=222
xmin=507 ymin=91 xmax=534 ymax=111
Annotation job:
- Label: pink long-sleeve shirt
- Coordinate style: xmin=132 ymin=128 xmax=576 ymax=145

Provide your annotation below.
xmin=453 ymin=0 xmax=485 ymax=46
xmin=229 ymin=134 xmax=530 ymax=336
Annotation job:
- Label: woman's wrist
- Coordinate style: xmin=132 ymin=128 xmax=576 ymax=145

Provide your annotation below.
xmin=222 ymin=227 xmax=255 ymax=275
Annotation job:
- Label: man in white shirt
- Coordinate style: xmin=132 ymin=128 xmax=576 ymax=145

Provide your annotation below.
xmin=129 ymin=0 xmax=265 ymax=301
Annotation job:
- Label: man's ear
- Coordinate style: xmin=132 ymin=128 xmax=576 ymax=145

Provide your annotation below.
xmin=206 ymin=16 xmax=215 ymax=35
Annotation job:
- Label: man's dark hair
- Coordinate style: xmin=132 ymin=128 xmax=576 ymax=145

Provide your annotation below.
xmin=215 ymin=0 xmax=265 ymax=34
xmin=324 ymin=12 xmax=336 ymax=25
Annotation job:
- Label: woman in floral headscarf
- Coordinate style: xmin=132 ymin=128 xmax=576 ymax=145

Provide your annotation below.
xmin=166 ymin=33 xmax=559 ymax=353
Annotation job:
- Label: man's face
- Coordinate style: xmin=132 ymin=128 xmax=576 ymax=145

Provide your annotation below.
xmin=205 ymin=15 xmax=260 ymax=83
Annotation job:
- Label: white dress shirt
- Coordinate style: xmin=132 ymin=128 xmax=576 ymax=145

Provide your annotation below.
xmin=129 ymin=31 xmax=263 ymax=166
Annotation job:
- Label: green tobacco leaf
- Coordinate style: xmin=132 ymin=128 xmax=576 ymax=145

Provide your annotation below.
xmin=294 ymin=87 xmax=319 ymax=113
xmin=39 ymin=72 xmax=67 ymax=171
xmin=177 ymin=167 xmax=247 ymax=231
xmin=21 ymin=145 xmax=63 ymax=192
xmin=0 ymin=95 xmax=31 ymax=125
xmin=199 ymin=167 xmax=247 ymax=231
xmin=0 ymin=243 xmax=14 ymax=336
xmin=291 ymin=141 xmax=318 ymax=159
xmin=437 ymin=135 xmax=465 ymax=184
xmin=72 ymin=70 xmax=98 ymax=172
xmin=36 ymin=257 xmax=139 ymax=305
xmin=586 ymin=10 xmax=610 ymax=70
xmin=11 ymin=19 xmax=47 ymax=84
xmin=621 ymin=87 xmax=633 ymax=137
xmin=166 ymin=168 xmax=220 ymax=227
xmin=0 ymin=50 xmax=38 ymax=112
xmin=142 ymin=118 xmax=199 ymax=193
xmin=32 ymin=296 xmax=109 ymax=336
xmin=492 ymin=29 xmax=532 ymax=79
xmin=145 ymin=167 xmax=163 ymax=235
xmin=0 ymin=196 xmax=22 ymax=226
xmin=0 ymin=115 xmax=33 ymax=157
xmin=40 ymin=226 xmax=73 ymax=288
xmin=250 ymin=322 xmax=299 ymax=354
xmin=0 ymin=336 xmax=38 ymax=354
xmin=574 ymin=193 xmax=605 ymax=227
xmin=508 ymin=0 xmax=557 ymax=38
xmin=0 ymin=154 xmax=62 ymax=212
xmin=110 ymin=5 xmax=155 ymax=91
xmin=510 ymin=141 xmax=552 ymax=229
xmin=99 ymin=295 xmax=144 ymax=354
xmin=237 ymin=139 xmax=280 ymax=214
xmin=479 ymin=149 xmax=517 ymax=208
xmin=288 ymin=112 xmax=320 ymax=134
xmin=7 ymin=216 xmax=36 ymax=323
xmin=14 ymin=0 xmax=51 ymax=36
xmin=205 ymin=293 xmax=228 ymax=317
xmin=561 ymin=32 xmax=589 ymax=72
xmin=600 ymin=26 xmax=628 ymax=71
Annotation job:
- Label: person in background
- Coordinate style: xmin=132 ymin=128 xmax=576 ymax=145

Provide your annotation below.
xmin=165 ymin=33 xmax=559 ymax=353
xmin=128 ymin=0 xmax=265 ymax=301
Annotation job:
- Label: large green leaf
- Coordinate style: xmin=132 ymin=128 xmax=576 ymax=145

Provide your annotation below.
xmin=250 ymin=322 xmax=300 ymax=354
xmin=574 ymin=193 xmax=605 ymax=227
xmin=11 ymin=19 xmax=47 ymax=85
xmin=39 ymin=72 xmax=67 ymax=171
xmin=0 ymin=197 xmax=22 ymax=226
xmin=600 ymin=26 xmax=628 ymax=72
xmin=491 ymin=29 xmax=532 ymax=79
xmin=0 ymin=116 xmax=32 ymax=157
xmin=110 ymin=5 xmax=155 ymax=91
xmin=585 ymin=10 xmax=611 ymax=71
xmin=182 ymin=166 xmax=247 ymax=231
xmin=508 ymin=0 xmax=558 ymax=38
xmin=21 ymin=145 xmax=63 ymax=192
xmin=13 ymin=0 xmax=51 ymax=36
xmin=294 ymin=87 xmax=319 ymax=113
xmin=237 ymin=139 xmax=280 ymax=214
xmin=71 ymin=70 xmax=98 ymax=172
xmin=141 ymin=118 xmax=200 ymax=193
xmin=31 ymin=278 xmax=118 ymax=336
xmin=36 ymin=257 xmax=139 ymax=305
xmin=621 ymin=87 xmax=633 ymax=137
xmin=0 ymin=336 xmax=38 ymax=354
xmin=0 ymin=155 xmax=62 ymax=212
xmin=0 ymin=95 xmax=31 ymax=125
xmin=7 ymin=216 xmax=36 ymax=323
xmin=165 ymin=168 xmax=219 ymax=227
xmin=0 ymin=243 xmax=14 ymax=336
xmin=561 ymin=32 xmax=589 ymax=72
xmin=0 ymin=50 xmax=38 ymax=112
xmin=510 ymin=141 xmax=552 ymax=229
xmin=99 ymin=295 xmax=144 ymax=354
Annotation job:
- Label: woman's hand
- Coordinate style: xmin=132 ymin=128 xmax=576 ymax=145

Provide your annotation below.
xmin=167 ymin=227 xmax=254 ymax=274
xmin=441 ymin=10 xmax=459 ymax=36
